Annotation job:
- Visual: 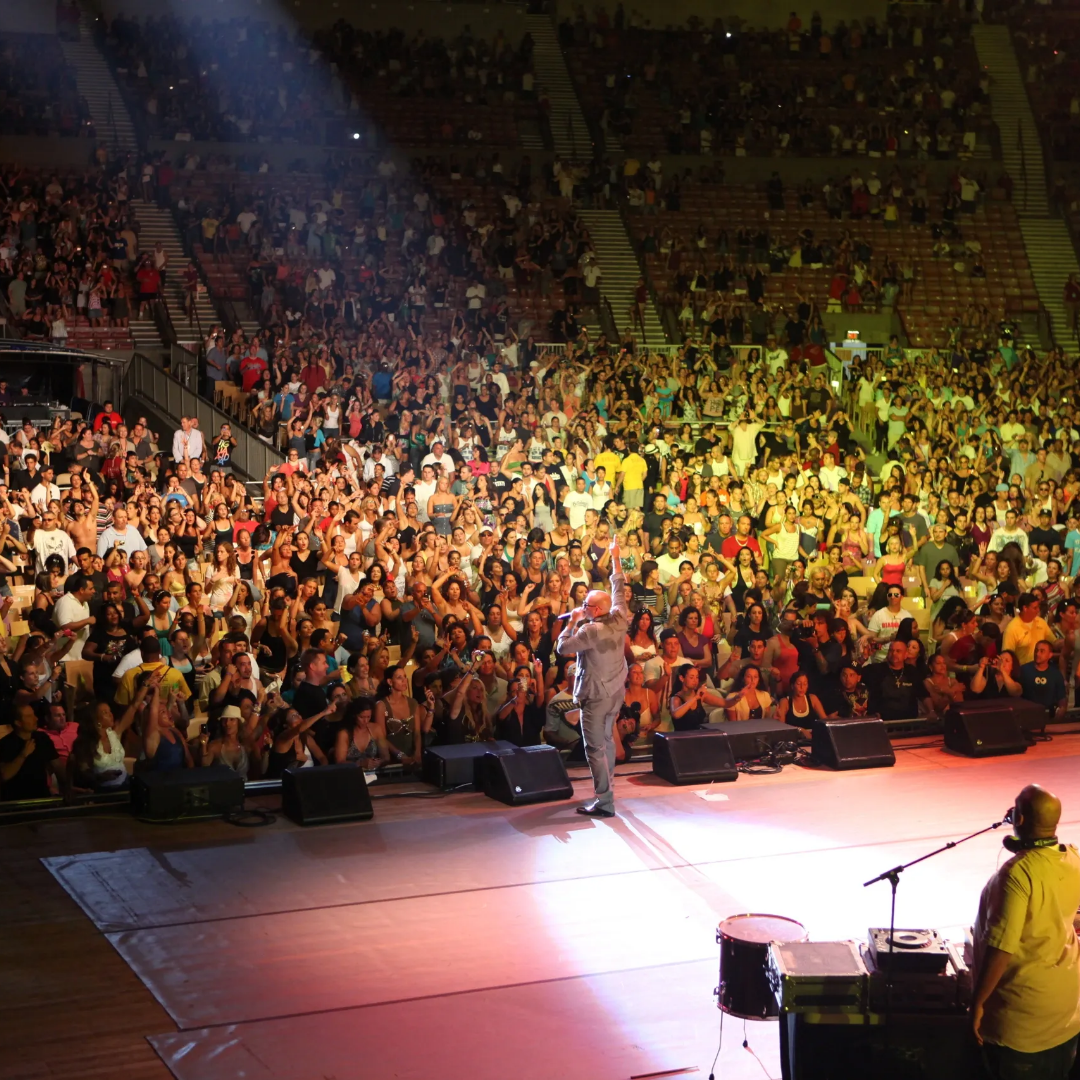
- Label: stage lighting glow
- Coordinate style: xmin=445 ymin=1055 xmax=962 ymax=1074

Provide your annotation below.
xmin=353 ymin=132 xmax=360 ymax=140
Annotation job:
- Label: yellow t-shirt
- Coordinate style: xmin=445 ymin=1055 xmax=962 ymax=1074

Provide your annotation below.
xmin=974 ymin=844 xmax=1080 ymax=1053
xmin=1002 ymin=615 xmax=1052 ymax=666
xmin=115 ymin=660 xmax=192 ymax=706
xmin=620 ymin=453 xmax=648 ymax=491
xmin=592 ymin=450 xmax=623 ymax=484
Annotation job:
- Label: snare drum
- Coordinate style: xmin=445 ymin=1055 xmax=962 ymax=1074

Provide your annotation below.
xmin=716 ymin=913 xmax=807 ymax=1019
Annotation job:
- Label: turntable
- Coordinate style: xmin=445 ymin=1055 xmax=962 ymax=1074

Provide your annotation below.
xmin=868 ymin=928 xmax=951 ymax=975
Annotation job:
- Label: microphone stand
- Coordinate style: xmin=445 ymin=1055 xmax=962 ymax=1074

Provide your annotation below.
xmin=862 ymin=816 xmax=1009 ymax=1073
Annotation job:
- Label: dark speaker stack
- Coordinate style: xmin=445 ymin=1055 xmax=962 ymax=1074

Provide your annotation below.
xmin=422 ymin=740 xmax=518 ymax=790
xmin=943 ymin=701 xmax=1031 ymax=758
xmin=652 ymin=730 xmax=739 ymax=785
xmin=483 ymin=745 xmax=573 ymax=805
xmin=130 ymin=766 xmax=245 ymax=822
xmin=706 ymin=718 xmax=797 ymax=761
xmin=812 ymin=718 xmax=895 ymax=770
xmin=282 ymin=763 xmax=374 ymax=825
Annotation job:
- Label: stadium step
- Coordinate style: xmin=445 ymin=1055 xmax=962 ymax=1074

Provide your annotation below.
xmin=577 ymin=208 xmax=667 ymax=345
xmin=60 ymin=18 xmax=138 ymax=155
xmin=129 ymin=199 xmax=222 ymax=348
xmin=1017 ymin=218 xmax=1080 ymax=349
xmin=526 ymin=15 xmax=593 ymax=161
xmin=972 ymin=24 xmax=1048 ymax=216
xmin=973 ymin=23 xmax=1078 ymax=346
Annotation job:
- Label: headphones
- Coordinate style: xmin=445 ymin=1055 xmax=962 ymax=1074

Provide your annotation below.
xmin=1003 ymin=834 xmax=1065 ymax=854
xmin=1001 ymin=806 xmax=1066 ymax=853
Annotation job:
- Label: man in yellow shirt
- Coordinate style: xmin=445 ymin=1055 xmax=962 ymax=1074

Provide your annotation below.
xmin=115 ymin=637 xmax=192 ymax=709
xmin=1002 ymin=593 xmax=1055 ymax=666
xmin=592 ymin=443 xmax=623 ymax=496
xmin=973 ymin=783 xmax=1080 ymax=1077
xmin=618 ymin=440 xmax=649 ymax=509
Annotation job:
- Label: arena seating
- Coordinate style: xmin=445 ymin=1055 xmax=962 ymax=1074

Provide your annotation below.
xmin=1010 ymin=10 xmax=1080 ymax=165
xmin=166 ymin=162 xmax=586 ymax=344
xmin=564 ymin=13 xmax=992 ymax=159
xmin=102 ymin=16 xmax=536 ymax=149
xmin=0 ymin=34 xmax=90 ymax=137
xmin=626 ymin=177 xmax=1037 ymax=348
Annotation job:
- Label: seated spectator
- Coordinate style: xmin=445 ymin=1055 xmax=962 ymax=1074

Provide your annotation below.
xmin=1018 ymin=641 xmax=1066 ymax=724
xmin=863 ymin=640 xmax=929 ymax=721
xmin=0 ymin=704 xmax=65 ymax=800
xmin=721 ymin=664 xmax=775 ymax=721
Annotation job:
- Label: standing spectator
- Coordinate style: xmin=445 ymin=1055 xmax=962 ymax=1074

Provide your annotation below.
xmin=1003 ymin=593 xmax=1054 ymax=667
xmin=172 ymin=416 xmax=204 ymax=464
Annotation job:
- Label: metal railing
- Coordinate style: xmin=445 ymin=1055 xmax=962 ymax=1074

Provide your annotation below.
xmin=122 ymin=351 xmax=283 ymax=479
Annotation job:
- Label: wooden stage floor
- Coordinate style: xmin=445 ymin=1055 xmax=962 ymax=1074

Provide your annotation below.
xmin=6 ymin=731 xmax=1080 ymax=1080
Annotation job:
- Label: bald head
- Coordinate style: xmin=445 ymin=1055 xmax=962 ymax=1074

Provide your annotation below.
xmin=585 ymin=590 xmax=612 ymax=619
xmin=1013 ymin=784 xmax=1062 ymax=840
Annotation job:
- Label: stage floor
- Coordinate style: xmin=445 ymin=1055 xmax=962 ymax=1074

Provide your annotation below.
xmin=9 ymin=732 xmax=1080 ymax=1080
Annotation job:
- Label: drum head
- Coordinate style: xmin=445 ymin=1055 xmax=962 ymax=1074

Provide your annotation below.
xmin=717 ymin=913 xmax=807 ymax=945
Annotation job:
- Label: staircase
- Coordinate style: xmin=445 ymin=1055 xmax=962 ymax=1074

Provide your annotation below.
xmin=974 ymin=23 xmax=1079 ymax=346
xmin=60 ymin=18 xmax=137 ymax=155
xmin=577 ymin=209 xmax=666 ymax=345
xmin=129 ymin=200 xmax=219 ymax=350
xmin=525 ymin=15 xmax=592 ymax=160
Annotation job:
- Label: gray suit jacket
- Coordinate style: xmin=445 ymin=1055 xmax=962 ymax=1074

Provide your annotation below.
xmin=556 ymin=570 xmax=629 ymax=703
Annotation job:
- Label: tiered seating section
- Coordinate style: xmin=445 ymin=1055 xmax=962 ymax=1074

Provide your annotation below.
xmin=0 ymin=168 xmax=136 ymax=352
xmin=564 ymin=11 xmax=991 ymax=159
xmin=1011 ymin=10 xmax=1080 ymax=165
xmin=627 ymin=173 xmax=1036 ymax=349
xmin=166 ymin=158 xmax=590 ymax=346
xmin=0 ymin=34 xmax=90 ymax=137
xmin=103 ymin=16 xmax=537 ymax=149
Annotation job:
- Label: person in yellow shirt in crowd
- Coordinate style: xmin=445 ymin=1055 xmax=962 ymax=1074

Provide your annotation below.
xmin=115 ymin=636 xmax=193 ymax=712
xmin=592 ymin=439 xmax=623 ymax=499
xmin=617 ymin=440 xmax=649 ymax=509
xmin=973 ymin=783 xmax=1080 ymax=1079
xmin=1002 ymin=593 xmax=1055 ymax=667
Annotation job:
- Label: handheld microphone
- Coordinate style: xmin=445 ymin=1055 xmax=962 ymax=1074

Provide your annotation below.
xmin=555 ymin=607 xmax=584 ymax=621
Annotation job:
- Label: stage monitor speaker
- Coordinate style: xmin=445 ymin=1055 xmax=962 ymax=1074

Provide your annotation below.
xmin=705 ymin=718 xmax=795 ymax=761
xmin=947 ymin=696 xmax=1047 ymax=734
xmin=423 ymin=740 xmax=517 ymax=790
xmin=281 ymin=763 xmax=374 ymax=826
xmin=483 ymin=745 xmax=573 ymax=806
xmin=130 ymin=766 xmax=245 ymax=822
xmin=653 ymin=730 xmax=738 ymax=785
xmin=812 ymin=718 xmax=895 ymax=771
xmin=944 ymin=702 xmax=1029 ymax=758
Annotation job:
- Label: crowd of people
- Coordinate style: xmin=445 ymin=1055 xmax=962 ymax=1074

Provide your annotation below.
xmin=101 ymin=15 xmax=540 ymax=148
xmin=564 ymin=6 xmax=991 ymax=159
xmin=0 ymin=163 xmax=178 ymax=350
xmin=0 ymin=33 xmax=91 ymax=139
xmin=3 ymin=303 xmax=1080 ymax=800
xmin=2 ymin=6 xmax=1080 ymax=805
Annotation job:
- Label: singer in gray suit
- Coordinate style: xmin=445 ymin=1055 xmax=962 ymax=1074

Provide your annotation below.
xmin=556 ymin=540 xmax=629 ymax=817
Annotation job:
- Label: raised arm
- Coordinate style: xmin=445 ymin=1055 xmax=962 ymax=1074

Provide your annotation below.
xmin=609 ymin=539 xmax=628 ymax=622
